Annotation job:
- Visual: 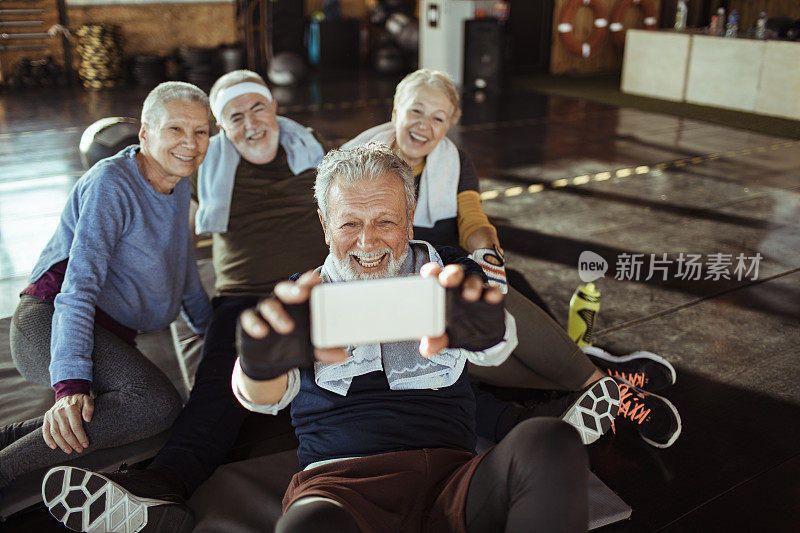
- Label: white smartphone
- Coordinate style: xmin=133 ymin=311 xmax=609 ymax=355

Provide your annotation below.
xmin=310 ymin=276 xmax=445 ymax=348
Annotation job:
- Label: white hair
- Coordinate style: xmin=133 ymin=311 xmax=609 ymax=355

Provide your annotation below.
xmin=314 ymin=143 xmax=416 ymax=222
xmin=140 ymin=81 xmax=209 ymax=126
xmin=393 ymin=69 xmax=462 ymax=127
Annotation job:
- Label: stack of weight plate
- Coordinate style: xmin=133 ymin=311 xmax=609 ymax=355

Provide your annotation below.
xmin=131 ymin=55 xmax=166 ymax=88
xmin=176 ymin=46 xmax=215 ymax=88
xmin=75 ymin=24 xmax=124 ymax=89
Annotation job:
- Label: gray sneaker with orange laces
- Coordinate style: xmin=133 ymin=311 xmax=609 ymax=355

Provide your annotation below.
xmin=614 ymin=377 xmax=682 ymax=448
xmin=582 ymin=345 xmax=677 ymax=392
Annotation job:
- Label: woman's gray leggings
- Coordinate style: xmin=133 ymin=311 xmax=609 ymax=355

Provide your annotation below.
xmin=469 ymin=286 xmax=597 ymax=391
xmin=0 ymin=295 xmax=182 ymax=488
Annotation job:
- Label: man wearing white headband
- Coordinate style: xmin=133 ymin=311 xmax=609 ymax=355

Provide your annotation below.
xmin=56 ymin=71 xmax=330 ymax=533
xmin=210 ymin=80 xmax=278 ymax=164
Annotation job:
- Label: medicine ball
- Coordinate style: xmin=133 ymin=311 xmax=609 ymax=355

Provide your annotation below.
xmin=79 ymin=117 xmax=140 ymax=169
xmin=267 ymin=51 xmax=308 ymax=86
xmin=386 ymin=12 xmax=419 ymax=53
xmin=373 ymin=45 xmax=405 ymax=75
xmin=218 ymin=46 xmax=244 ymax=74
xmin=369 ymin=3 xmax=390 ymax=26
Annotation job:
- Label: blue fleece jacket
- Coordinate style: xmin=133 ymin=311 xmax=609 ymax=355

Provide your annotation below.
xmin=28 ymin=146 xmax=212 ymax=385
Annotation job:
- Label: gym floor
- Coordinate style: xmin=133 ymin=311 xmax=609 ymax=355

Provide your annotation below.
xmin=1 ymin=72 xmax=799 ymax=531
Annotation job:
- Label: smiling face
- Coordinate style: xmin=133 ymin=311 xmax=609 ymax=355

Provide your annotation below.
xmin=320 ymin=172 xmax=414 ymax=281
xmin=218 ymin=91 xmax=280 ymax=164
xmin=391 ymin=85 xmax=455 ymax=167
xmin=138 ymin=99 xmax=210 ymax=181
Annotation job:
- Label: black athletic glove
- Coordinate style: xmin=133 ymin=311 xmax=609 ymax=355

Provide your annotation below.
xmin=235 ymin=301 xmax=315 ymax=380
xmin=445 ymin=279 xmax=506 ymax=352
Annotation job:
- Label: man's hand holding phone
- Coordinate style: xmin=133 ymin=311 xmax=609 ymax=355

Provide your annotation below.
xmin=237 ymin=271 xmax=349 ymax=383
xmin=419 ymin=262 xmax=506 ymax=357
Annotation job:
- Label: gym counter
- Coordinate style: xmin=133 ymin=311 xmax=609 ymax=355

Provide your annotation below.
xmin=620 ymin=28 xmax=800 ymax=120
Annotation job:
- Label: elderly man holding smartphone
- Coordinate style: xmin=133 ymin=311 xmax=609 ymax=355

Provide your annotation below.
xmin=235 ymin=144 xmax=592 ymax=533
xmin=40 ymin=70 xmax=527 ymax=533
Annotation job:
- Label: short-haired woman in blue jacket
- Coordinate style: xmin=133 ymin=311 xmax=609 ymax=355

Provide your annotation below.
xmin=1 ymin=82 xmax=214 ymax=490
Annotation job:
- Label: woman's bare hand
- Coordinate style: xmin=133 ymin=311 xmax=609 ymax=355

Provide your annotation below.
xmin=42 ymin=393 xmax=94 ymax=454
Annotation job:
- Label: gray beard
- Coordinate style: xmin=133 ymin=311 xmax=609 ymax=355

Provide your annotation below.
xmin=331 ymin=244 xmax=409 ymax=281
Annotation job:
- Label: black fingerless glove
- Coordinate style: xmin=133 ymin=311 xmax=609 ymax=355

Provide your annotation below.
xmin=235 ymin=302 xmax=315 ymax=380
xmin=445 ymin=281 xmax=506 ymax=352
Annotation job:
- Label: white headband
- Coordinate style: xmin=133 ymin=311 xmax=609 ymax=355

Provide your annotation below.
xmin=211 ymin=82 xmax=273 ymax=121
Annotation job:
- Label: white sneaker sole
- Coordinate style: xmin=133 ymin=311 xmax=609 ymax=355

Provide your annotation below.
xmin=562 ymin=377 xmax=620 ymax=445
xmin=581 ymin=345 xmax=677 ymax=386
xmin=42 ymin=466 xmax=181 ymax=533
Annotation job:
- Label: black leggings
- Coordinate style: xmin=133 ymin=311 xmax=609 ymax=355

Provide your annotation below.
xmin=276 ymin=498 xmax=360 ymax=533
xmin=465 ymin=418 xmax=588 ymax=532
xmin=276 ymin=418 xmax=587 ymax=533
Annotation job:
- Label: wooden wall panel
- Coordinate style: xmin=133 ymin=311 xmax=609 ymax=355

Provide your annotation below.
xmin=66 ymin=1 xmax=372 ymax=61
xmin=305 ymin=0 xmax=371 ymax=18
xmin=66 ymin=3 xmax=236 ymax=58
xmin=550 ymin=0 xmax=662 ymax=74
xmin=1 ymin=0 xmax=378 ymax=80
xmin=729 ymin=0 xmax=800 ymax=31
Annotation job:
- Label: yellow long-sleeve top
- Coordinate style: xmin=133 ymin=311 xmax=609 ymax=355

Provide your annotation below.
xmin=410 ymin=149 xmax=497 ymax=252
xmin=456 ymin=190 xmax=497 ymax=251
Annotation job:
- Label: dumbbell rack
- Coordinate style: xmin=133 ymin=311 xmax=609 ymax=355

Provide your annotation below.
xmin=0 ymin=0 xmax=72 ymax=84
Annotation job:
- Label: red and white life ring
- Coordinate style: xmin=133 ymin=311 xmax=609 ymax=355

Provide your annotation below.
xmin=557 ymin=0 xmax=609 ymax=59
xmin=609 ymin=0 xmax=658 ymax=49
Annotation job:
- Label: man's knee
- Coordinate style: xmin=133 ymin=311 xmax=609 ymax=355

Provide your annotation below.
xmin=505 ymin=417 xmax=587 ymax=466
xmin=276 ymin=497 xmax=360 ymax=533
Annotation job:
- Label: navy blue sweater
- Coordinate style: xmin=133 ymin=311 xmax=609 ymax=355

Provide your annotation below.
xmin=291 ymin=368 xmax=477 ymax=469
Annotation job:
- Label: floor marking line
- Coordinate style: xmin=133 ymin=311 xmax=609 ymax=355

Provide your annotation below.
xmin=479 ymin=137 xmax=794 ymax=202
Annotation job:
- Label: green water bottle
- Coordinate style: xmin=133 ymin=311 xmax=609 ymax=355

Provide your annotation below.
xmin=567 ymin=283 xmax=600 ymax=347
